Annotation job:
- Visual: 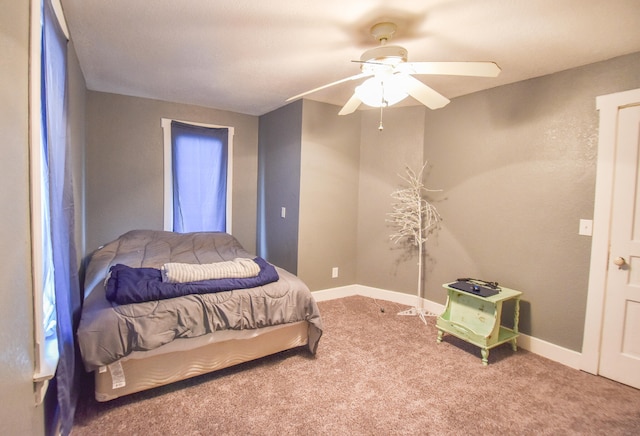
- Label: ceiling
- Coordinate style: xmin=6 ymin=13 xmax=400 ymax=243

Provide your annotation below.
xmin=60 ymin=0 xmax=640 ymax=116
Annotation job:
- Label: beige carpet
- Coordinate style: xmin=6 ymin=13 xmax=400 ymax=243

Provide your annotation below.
xmin=73 ymin=295 xmax=640 ymax=435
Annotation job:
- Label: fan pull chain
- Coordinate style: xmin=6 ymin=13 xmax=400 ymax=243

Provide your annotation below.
xmin=378 ymin=80 xmax=386 ymax=131
xmin=378 ymin=80 xmax=389 ymax=132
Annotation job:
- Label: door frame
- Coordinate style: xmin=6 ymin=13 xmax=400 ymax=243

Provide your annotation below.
xmin=581 ymin=88 xmax=640 ymax=374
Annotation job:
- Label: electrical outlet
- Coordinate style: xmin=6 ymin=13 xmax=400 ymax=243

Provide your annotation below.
xmin=331 ymin=267 xmax=339 ymax=278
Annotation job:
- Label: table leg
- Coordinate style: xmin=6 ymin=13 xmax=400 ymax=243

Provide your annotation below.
xmin=437 ymin=329 xmax=443 ymax=343
xmin=512 ymin=297 xmax=520 ymax=351
xmin=481 ymin=348 xmax=489 ymax=366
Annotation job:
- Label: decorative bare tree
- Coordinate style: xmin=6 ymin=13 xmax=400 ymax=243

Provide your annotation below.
xmin=387 ymin=161 xmax=442 ymax=324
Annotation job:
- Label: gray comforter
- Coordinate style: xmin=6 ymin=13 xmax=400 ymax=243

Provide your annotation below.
xmin=77 ymin=230 xmax=323 ymax=371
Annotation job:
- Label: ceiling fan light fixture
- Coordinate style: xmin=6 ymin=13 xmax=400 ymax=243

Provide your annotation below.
xmin=355 ymin=76 xmax=408 ymax=108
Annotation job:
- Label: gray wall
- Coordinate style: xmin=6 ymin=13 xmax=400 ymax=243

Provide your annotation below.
xmin=257 ymin=99 xmax=361 ymax=289
xmin=257 ymin=101 xmax=303 ymax=272
xmin=356 ymin=52 xmax=640 ymax=352
xmin=85 ymin=92 xmax=259 ymax=256
xmin=68 ymin=41 xmax=87 ymax=263
xmin=0 ymin=1 xmax=43 ymax=433
xmin=356 ymin=106 xmax=428 ymax=295
xmin=298 ymin=100 xmax=360 ymax=290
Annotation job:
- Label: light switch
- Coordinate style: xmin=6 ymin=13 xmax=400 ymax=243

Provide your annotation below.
xmin=281 ymin=207 xmax=286 ymax=219
xmin=579 ymin=219 xmax=593 ymax=236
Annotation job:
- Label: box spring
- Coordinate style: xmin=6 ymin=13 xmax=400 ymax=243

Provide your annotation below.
xmin=94 ymin=321 xmax=309 ymax=401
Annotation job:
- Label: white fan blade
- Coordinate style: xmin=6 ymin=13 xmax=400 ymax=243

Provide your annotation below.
xmin=286 ymin=72 xmax=372 ymax=102
xmin=399 ymin=74 xmax=450 ymax=109
xmin=398 ymin=61 xmax=501 ymax=77
xmin=338 ymin=93 xmax=362 ymax=115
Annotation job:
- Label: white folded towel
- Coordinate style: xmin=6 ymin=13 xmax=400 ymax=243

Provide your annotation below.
xmin=161 ymin=258 xmax=260 ymax=283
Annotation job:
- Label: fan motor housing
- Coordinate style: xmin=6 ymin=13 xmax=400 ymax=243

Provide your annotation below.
xmin=360 ymin=45 xmax=408 ymax=64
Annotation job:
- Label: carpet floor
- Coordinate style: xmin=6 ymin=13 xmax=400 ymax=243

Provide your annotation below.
xmin=72 ymin=295 xmax=640 ymax=435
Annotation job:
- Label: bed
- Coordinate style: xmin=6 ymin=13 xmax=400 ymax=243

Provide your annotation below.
xmin=77 ymin=230 xmax=323 ymax=401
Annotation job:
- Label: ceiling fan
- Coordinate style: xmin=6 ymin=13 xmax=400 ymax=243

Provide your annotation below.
xmin=286 ymin=22 xmax=501 ymax=115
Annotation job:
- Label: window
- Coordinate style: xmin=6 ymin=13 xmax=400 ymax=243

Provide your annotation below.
xmin=162 ymin=119 xmax=234 ymax=233
xmin=31 ymin=7 xmax=83 ymax=436
xmin=30 ymin=0 xmax=68 ymax=401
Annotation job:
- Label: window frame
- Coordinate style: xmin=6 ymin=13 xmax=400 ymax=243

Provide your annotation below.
xmin=161 ymin=118 xmax=234 ymax=233
xmin=29 ymin=0 xmax=70 ymax=405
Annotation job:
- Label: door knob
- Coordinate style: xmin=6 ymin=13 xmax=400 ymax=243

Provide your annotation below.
xmin=613 ymin=256 xmax=627 ymax=269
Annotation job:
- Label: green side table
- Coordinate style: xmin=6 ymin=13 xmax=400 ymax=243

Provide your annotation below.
xmin=436 ymin=283 xmax=522 ymax=365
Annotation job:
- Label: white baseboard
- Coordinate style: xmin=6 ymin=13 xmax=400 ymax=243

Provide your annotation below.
xmin=312 ymin=285 xmax=582 ymax=370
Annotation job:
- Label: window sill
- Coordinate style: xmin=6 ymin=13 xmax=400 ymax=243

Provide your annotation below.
xmin=33 ymin=336 xmax=59 ymax=405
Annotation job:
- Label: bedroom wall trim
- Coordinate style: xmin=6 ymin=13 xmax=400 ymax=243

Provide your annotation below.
xmin=313 ymin=285 xmax=582 ymax=370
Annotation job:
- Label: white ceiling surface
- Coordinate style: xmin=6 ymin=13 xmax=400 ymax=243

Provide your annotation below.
xmin=61 ymin=0 xmax=640 ymax=116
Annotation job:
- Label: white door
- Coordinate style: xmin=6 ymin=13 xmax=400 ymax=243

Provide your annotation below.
xmin=598 ymin=104 xmax=640 ymax=389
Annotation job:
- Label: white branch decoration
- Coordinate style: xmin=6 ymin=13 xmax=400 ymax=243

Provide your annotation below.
xmin=387 ymin=161 xmax=442 ymax=323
